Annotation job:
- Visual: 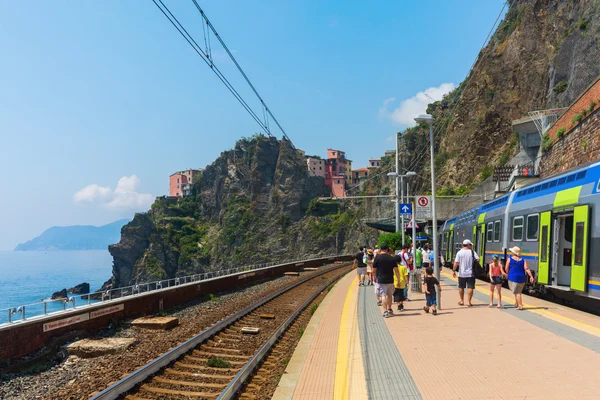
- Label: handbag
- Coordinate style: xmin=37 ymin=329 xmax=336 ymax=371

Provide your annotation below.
xmin=471 ymin=250 xmax=483 ymax=276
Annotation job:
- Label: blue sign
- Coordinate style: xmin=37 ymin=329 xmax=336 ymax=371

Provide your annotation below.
xmin=399 ymin=203 xmax=412 ymax=215
xmin=416 ymin=236 xmax=428 ymax=241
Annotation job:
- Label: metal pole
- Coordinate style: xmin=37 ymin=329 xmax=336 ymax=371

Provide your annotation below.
xmin=401 ymin=175 xmax=405 ymax=245
xmin=429 ymin=123 xmax=441 ymax=309
xmin=411 ymin=181 xmax=416 ymax=257
xmin=395 ymin=133 xmax=400 ymax=234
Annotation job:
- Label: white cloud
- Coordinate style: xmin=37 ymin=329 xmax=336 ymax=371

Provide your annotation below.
xmin=379 ymin=83 xmax=455 ymax=127
xmin=73 ymin=184 xmax=111 ymax=203
xmin=74 ymin=175 xmax=154 ymax=211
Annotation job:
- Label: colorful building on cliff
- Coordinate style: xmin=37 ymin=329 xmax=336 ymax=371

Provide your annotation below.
xmin=325 ymin=149 xmax=348 ymax=198
xmin=169 ymin=169 xmax=202 ymax=197
xmin=306 ymin=157 xmax=326 ymax=178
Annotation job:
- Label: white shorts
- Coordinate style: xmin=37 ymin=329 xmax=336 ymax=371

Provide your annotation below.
xmin=356 ymin=267 xmax=366 ymax=276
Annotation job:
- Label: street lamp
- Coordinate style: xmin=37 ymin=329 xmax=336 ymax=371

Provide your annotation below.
xmin=414 ymin=113 xmax=440 ymax=308
xmin=387 ymin=170 xmax=417 ymax=246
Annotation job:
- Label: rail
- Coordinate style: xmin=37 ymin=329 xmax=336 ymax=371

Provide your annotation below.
xmin=0 ymin=255 xmax=340 ymax=327
xmin=90 ymin=262 xmax=348 ymax=400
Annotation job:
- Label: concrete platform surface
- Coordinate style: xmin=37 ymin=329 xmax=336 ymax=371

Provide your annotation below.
xmin=275 ymin=268 xmax=600 ymax=399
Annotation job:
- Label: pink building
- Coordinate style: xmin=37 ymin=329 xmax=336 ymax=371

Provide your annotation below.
xmin=169 ymin=169 xmax=201 ymax=197
xmin=368 ymin=158 xmax=381 ymax=168
xmin=325 ymin=149 xmax=347 ymax=198
xmin=306 ymin=157 xmax=326 ymax=178
xmin=352 ymin=168 xmax=369 ymax=185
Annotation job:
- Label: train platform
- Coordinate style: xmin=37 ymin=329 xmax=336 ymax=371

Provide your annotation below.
xmin=272 ymin=268 xmax=600 ymax=400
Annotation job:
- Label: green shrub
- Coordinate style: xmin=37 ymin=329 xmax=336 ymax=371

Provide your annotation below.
xmin=310 ymin=303 xmax=319 ymax=315
xmin=571 ymin=112 xmax=583 ymax=124
xmin=542 ymin=133 xmax=552 ymax=152
xmin=207 ymin=357 xmax=231 ymax=368
xmin=577 ymin=18 xmax=590 ymax=31
xmin=556 ymin=127 xmax=566 ymax=138
xmin=553 ymin=80 xmax=568 ymax=94
xmin=480 ymin=165 xmax=493 ymax=182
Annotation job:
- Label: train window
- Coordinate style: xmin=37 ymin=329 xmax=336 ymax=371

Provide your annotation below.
xmin=494 ymin=220 xmax=501 ymax=242
xmin=487 ymin=222 xmax=493 ymax=242
xmin=526 ymin=214 xmax=539 ymax=241
xmin=512 ymin=216 xmax=524 ymax=241
xmin=574 ymin=222 xmax=584 ymax=266
xmin=564 ymin=216 xmax=573 ymax=243
xmin=541 ymin=226 xmax=548 ymax=263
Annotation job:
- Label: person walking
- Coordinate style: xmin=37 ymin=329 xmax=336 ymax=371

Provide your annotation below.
xmin=453 ymin=239 xmax=480 ymax=307
xmin=505 ymin=246 xmax=534 ymax=310
xmin=353 ymin=246 xmax=367 ymax=286
xmin=372 ymin=243 xmax=401 ymax=318
xmin=393 ymin=255 xmax=409 ymax=311
xmin=365 ymin=249 xmax=374 ymax=285
xmin=422 ymin=245 xmax=431 ymax=270
xmin=423 ymin=267 xmax=441 ymax=315
xmin=488 ymin=255 xmax=506 ymax=308
xmin=415 ymin=246 xmax=423 ymax=270
xmin=399 ymin=245 xmax=413 ymax=301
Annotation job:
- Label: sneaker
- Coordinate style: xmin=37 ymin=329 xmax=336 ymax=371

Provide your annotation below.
xmin=383 ymin=310 xmax=391 ymax=318
xmin=387 ymin=308 xmax=393 ymax=316
xmin=397 ymin=304 xmax=404 ymax=311
xmin=432 ymin=309 xmax=437 ymax=315
xmin=377 ymin=301 xmax=382 ymax=306
xmin=423 ymin=306 xmax=429 ymax=313
xmin=406 ymin=298 xmax=411 ymax=302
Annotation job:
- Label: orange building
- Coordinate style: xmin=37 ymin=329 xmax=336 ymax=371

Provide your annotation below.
xmin=169 ymin=169 xmax=201 ymax=197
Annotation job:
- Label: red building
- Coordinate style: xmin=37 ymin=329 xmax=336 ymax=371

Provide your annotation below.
xmin=169 ymin=169 xmax=201 ymax=197
xmin=325 ymin=149 xmax=347 ymax=198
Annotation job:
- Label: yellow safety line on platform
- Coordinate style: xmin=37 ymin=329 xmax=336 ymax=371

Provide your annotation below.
xmin=440 ymin=270 xmax=600 ymax=338
xmin=334 ymin=275 xmax=357 ymax=400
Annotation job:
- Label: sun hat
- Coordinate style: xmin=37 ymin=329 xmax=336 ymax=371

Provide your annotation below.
xmin=462 ymin=239 xmax=473 ymax=246
xmin=509 ymin=246 xmax=521 ymax=256
xmin=367 ymin=249 xmax=374 ymax=255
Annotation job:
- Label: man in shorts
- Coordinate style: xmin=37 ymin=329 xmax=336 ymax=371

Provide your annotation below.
xmin=353 ymin=246 xmax=367 ymax=286
xmin=373 ymin=243 xmax=401 ymax=318
xmin=453 ymin=239 xmax=480 ymax=307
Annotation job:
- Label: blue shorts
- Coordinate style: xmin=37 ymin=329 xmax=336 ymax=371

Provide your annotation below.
xmin=426 ymin=293 xmax=436 ymax=307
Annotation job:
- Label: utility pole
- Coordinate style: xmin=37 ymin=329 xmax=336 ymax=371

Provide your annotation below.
xmin=395 ymin=132 xmax=401 ymax=236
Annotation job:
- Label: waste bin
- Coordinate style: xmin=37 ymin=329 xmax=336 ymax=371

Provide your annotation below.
xmin=411 ymin=270 xmax=423 ymax=293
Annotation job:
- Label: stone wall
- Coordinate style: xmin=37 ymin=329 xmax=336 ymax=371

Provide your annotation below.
xmin=540 ymin=106 xmax=600 ymax=178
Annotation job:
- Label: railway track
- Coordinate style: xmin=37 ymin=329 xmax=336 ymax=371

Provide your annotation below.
xmin=90 ymin=263 xmax=351 ymax=400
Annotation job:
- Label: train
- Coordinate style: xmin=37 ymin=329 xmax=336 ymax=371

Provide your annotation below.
xmin=439 ymin=160 xmax=600 ymax=302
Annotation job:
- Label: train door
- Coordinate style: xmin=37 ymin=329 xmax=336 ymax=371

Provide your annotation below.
xmin=571 ymin=205 xmax=590 ymax=292
xmin=448 ymin=228 xmax=455 ymax=264
xmin=478 ymin=224 xmax=486 ymax=263
xmin=537 ymin=212 xmax=551 ymax=284
xmin=551 ymin=214 xmax=573 ymax=287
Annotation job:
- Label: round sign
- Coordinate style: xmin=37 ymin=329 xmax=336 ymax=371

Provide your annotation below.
xmin=417 ymin=196 xmax=429 ymax=207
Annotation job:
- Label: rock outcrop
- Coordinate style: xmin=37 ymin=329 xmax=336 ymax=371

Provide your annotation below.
xmin=401 ymin=0 xmax=600 ymax=193
xmin=104 ymin=136 xmax=378 ymax=288
xmin=67 ymin=282 xmax=90 ymax=294
xmin=50 ymin=289 xmax=67 ymax=300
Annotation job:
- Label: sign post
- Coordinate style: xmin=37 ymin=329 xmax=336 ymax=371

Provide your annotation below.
xmin=399 ymin=203 xmax=412 ymax=216
xmin=415 ymin=196 xmax=431 ymax=220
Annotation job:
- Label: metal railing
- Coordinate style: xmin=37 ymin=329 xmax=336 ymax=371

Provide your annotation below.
xmin=0 ymin=256 xmax=338 ymax=327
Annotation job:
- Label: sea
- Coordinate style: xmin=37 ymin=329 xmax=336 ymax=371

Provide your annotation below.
xmin=0 ymin=250 xmax=113 ymax=324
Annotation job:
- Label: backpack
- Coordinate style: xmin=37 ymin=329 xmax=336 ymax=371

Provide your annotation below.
xmin=471 ymin=250 xmax=483 ymax=277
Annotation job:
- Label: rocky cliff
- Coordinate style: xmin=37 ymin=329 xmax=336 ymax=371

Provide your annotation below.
xmin=403 ymin=0 xmax=600 ymax=193
xmin=104 ymin=136 xmax=377 ymax=288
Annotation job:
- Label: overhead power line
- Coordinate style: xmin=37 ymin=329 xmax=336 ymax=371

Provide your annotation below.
xmin=150 ymin=0 xmax=293 ymax=146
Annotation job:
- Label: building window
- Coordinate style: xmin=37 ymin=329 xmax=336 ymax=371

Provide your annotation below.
xmin=319 ymin=167 xmax=322 ymax=170
xmin=512 ymin=216 xmax=524 ymax=241
xmin=487 ymin=222 xmax=493 ymax=242
xmin=494 ymin=220 xmax=502 ymax=242
xmin=337 ymin=180 xmax=340 ymax=184
xmin=177 ymin=185 xmax=179 ymax=189
xmin=177 ymin=178 xmax=180 ymax=183
xmin=526 ymin=214 xmax=539 ymax=241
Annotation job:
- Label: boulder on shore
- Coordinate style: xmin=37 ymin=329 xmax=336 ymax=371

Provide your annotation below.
xmin=51 ymin=288 xmax=68 ymax=300
xmin=68 ymin=282 xmax=90 ymax=294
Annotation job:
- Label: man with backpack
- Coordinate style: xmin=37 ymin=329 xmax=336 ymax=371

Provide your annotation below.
xmin=452 ymin=239 xmax=480 ymax=307
xmin=354 ymin=246 xmax=367 ymax=286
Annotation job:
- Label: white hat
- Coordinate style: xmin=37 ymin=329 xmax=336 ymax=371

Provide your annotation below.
xmin=462 ymin=239 xmax=473 ymax=246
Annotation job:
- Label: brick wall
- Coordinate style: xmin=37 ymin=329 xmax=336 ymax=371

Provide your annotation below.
xmin=548 ymin=77 xmax=600 ymax=141
xmin=540 ymin=107 xmax=600 ymax=178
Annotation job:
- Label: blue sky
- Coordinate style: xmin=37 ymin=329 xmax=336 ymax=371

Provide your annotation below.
xmin=0 ymin=0 xmax=506 ymax=250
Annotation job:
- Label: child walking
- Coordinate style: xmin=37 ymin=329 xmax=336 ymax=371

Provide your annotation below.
xmin=423 ymin=267 xmax=441 ymax=315
xmin=489 ymin=255 xmax=506 ymax=308
xmin=393 ymin=254 xmax=409 ymax=311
